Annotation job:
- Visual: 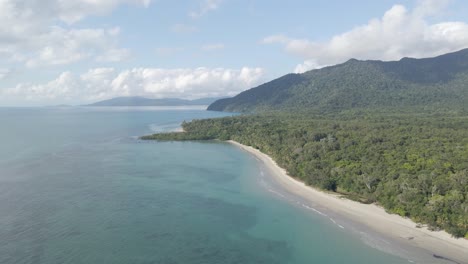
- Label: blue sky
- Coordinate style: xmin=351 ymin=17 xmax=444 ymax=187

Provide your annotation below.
xmin=1 ymin=0 xmax=468 ymax=106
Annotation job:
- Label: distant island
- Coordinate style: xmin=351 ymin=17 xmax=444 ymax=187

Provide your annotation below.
xmin=142 ymin=48 xmax=468 ymax=242
xmin=86 ymin=96 xmax=224 ymax=107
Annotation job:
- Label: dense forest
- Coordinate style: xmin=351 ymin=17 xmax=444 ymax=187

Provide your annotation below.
xmin=208 ymin=49 xmax=468 ymax=113
xmin=142 ymin=112 xmax=468 ymax=238
xmin=143 ymin=49 xmax=468 ymax=238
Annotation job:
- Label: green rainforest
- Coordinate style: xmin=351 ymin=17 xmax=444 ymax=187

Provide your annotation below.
xmin=142 ymin=49 xmax=468 ymax=238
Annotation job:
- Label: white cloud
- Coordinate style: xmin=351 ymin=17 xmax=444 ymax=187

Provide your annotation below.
xmin=5 ymin=72 xmax=80 ymax=101
xmin=2 ymin=67 xmax=266 ymax=104
xmin=57 ymin=0 xmax=151 ymax=24
xmin=189 ymin=0 xmax=222 ymax=18
xmin=294 ymin=60 xmax=323 ymax=74
xmin=201 ymin=43 xmax=225 ymax=51
xmin=22 ymin=27 xmax=126 ymax=67
xmin=0 ymin=0 xmax=149 ymax=66
xmin=96 ymin=48 xmax=132 ymax=62
xmin=0 ymin=0 xmax=150 ymax=36
xmin=263 ymin=0 xmax=468 ymax=71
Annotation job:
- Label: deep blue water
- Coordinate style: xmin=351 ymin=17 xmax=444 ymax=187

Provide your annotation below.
xmin=0 ymin=107 xmax=411 ymax=264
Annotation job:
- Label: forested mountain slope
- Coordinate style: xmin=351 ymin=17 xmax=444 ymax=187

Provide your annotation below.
xmin=208 ymin=49 xmax=468 ymax=113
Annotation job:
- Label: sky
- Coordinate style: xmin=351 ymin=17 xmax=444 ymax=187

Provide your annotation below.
xmin=1 ymin=0 xmax=468 ymax=106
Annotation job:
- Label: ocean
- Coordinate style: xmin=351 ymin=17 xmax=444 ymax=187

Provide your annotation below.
xmin=0 ymin=107 xmax=409 ymax=264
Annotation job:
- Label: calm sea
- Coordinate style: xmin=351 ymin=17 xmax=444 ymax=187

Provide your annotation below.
xmin=0 ymin=107 xmax=410 ymax=264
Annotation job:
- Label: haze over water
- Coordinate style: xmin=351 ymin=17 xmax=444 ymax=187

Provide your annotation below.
xmin=0 ymin=107 xmax=408 ymax=264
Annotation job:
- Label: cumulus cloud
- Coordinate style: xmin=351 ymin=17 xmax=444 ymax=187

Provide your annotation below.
xmin=5 ymin=72 xmax=80 ymax=101
xmin=189 ymin=0 xmax=223 ymax=18
xmin=2 ymin=67 xmax=265 ymax=104
xmin=0 ymin=0 xmax=151 ymax=27
xmin=0 ymin=0 xmax=149 ymax=66
xmin=22 ymin=27 xmax=127 ymax=67
xmin=263 ymin=0 xmax=468 ymax=71
xmin=294 ymin=60 xmax=324 ymax=74
xmin=56 ymin=0 xmax=151 ymax=24
xmin=96 ymin=48 xmax=132 ymax=63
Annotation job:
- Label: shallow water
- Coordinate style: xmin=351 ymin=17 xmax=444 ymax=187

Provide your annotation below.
xmin=0 ymin=107 xmax=411 ymax=263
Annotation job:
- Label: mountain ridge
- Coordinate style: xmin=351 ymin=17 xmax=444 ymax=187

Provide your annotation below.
xmin=208 ymin=48 xmax=468 ymax=113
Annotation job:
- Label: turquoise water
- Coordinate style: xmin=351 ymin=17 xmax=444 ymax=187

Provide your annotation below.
xmin=0 ymin=107 xmax=410 ymax=264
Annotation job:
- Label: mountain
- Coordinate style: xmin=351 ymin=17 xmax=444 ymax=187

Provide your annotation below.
xmin=87 ymin=96 xmax=223 ymax=107
xmin=208 ymin=49 xmax=468 ymax=113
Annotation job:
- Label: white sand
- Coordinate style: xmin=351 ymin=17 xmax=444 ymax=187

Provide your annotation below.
xmin=228 ymin=140 xmax=468 ymax=264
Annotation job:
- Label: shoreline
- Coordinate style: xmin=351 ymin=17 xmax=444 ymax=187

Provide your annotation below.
xmin=227 ymin=140 xmax=468 ymax=264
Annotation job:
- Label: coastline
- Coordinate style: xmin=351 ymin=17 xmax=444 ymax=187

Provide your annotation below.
xmin=227 ymin=140 xmax=468 ymax=264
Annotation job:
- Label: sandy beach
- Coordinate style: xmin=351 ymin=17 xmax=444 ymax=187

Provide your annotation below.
xmin=228 ymin=140 xmax=468 ymax=264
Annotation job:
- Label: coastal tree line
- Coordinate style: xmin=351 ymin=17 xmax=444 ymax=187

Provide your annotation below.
xmin=142 ymin=112 xmax=468 ymax=238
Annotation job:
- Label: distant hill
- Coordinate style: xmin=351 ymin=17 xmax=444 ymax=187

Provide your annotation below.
xmin=87 ymin=96 xmax=223 ymax=107
xmin=208 ymin=49 xmax=468 ymax=113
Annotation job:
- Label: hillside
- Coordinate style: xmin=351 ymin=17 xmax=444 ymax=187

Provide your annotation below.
xmin=87 ymin=96 xmax=222 ymax=107
xmin=208 ymin=49 xmax=468 ymax=113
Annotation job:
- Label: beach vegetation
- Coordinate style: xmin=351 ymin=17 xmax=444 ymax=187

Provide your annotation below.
xmin=142 ymin=112 xmax=468 ymax=238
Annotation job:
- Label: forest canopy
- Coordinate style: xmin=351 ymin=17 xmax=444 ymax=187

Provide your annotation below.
xmin=143 ymin=49 xmax=468 ymax=238
xmin=142 ymin=112 xmax=468 ymax=238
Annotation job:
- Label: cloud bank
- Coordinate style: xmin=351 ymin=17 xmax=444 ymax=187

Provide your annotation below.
xmin=1 ymin=67 xmax=265 ymax=105
xmin=263 ymin=0 xmax=468 ymax=73
xmin=0 ymin=0 xmax=149 ymax=67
